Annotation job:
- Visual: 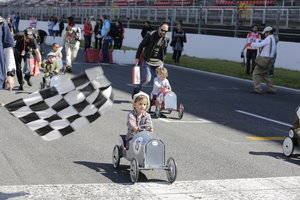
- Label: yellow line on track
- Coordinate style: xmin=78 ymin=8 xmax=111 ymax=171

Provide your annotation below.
xmin=246 ymin=137 xmax=285 ymax=141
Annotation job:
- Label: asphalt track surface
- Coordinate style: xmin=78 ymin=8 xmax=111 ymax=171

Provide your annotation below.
xmin=0 ymin=49 xmax=299 ymax=197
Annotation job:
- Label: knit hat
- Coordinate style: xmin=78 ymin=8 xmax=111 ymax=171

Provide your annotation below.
xmin=47 ymin=52 xmax=56 ymax=57
xmin=132 ymin=91 xmax=150 ymax=107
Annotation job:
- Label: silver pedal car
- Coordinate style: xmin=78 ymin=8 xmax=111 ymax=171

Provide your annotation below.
xmin=112 ymin=131 xmax=177 ymax=183
xmin=283 ymin=106 xmax=300 ymax=157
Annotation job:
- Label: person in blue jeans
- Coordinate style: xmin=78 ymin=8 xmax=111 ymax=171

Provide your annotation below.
xmin=133 ymin=23 xmax=170 ymax=97
xmin=100 ymin=15 xmax=112 ymax=63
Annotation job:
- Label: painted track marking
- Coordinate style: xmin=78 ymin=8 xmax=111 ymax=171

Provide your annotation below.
xmin=235 ymin=110 xmax=292 ymax=127
xmin=158 ymin=118 xmax=213 ymax=123
xmin=246 ymin=137 xmax=285 ymax=141
xmin=0 ymin=177 xmax=300 ymax=200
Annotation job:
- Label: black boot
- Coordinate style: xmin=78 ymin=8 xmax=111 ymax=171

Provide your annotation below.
xmin=18 ymin=85 xmax=24 ymax=91
xmin=24 ymin=75 xmax=32 ymax=87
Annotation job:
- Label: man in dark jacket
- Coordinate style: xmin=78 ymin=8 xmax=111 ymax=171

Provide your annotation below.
xmin=141 ymin=21 xmax=153 ymax=38
xmin=133 ymin=23 xmax=169 ymax=96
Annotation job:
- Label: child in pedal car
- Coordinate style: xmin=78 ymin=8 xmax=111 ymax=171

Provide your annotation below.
xmin=126 ymin=92 xmax=153 ymax=149
xmin=151 ymin=66 xmax=171 ymax=104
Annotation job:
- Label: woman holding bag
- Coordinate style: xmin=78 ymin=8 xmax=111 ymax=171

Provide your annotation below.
xmin=170 ymin=23 xmax=186 ymax=63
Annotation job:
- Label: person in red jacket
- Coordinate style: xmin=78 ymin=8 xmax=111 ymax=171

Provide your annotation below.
xmin=241 ymin=25 xmax=261 ymax=75
xmin=83 ymin=18 xmax=93 ymax=51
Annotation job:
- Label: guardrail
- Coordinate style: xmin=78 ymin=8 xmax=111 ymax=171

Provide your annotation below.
xmin=1 ymin=6 xmax=300 ymax=40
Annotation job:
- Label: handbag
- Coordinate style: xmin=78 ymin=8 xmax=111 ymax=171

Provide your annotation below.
xmin=132 ymin=65 xmax=140 ymax=85
xmin=27 ymin=58 xmax=40 ymax=76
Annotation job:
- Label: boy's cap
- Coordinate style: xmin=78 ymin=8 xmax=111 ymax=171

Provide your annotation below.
xmin=262 ymin=26 xmax=273 ymax=34
xmin=47 ymin=52 xmax=56 ymax=57
xmin=133 ymin=91 xmax=150 ymax=106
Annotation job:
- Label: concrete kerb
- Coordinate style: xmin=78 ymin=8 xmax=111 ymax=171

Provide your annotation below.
xmin=164 ymin=63 xmax=300 ymax=93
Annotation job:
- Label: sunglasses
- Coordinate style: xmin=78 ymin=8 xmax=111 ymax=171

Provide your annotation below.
xmin=160 ymin=29 xmax=168 ymax=33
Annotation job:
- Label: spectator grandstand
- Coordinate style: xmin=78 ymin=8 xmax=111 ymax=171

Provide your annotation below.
xmin=1 ymin=0 xmax=299 ymax=7
xmin=1 ymin=0 xmax=299 ymax=42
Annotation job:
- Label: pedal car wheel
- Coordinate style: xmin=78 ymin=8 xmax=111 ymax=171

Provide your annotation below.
xmin=166 ymin=157 xmax=177 ymax=183
xmin=130 ymin=158 xmax=139 ymax=183
xmin=282 ymin=137 xmax=294 ymax=157
xmin=177 ymin=104 xmax=184 ymax=120
xmin=112 ymin=145 xmax=121 ymax=169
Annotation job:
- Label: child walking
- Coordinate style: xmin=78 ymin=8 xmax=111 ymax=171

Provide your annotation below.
xmin=40 ymin=52 xmax=60 ymax=89
xmin=50 ymin=43 xmax=63 ymax=72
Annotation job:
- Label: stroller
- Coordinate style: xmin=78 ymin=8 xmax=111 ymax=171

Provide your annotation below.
xmin=40 ymin=73 xmax=61 ymax=89
xmin=282 ymin=106 xmax=300 ymax=157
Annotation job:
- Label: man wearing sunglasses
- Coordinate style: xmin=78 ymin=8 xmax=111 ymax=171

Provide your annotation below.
xmin=133 ymin=23 xmax=170 ymax=97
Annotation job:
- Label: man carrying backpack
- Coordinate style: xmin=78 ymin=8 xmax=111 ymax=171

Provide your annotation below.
xmin=133 ymin=22 xmax=170 ymax=96
xmin=100 ymin=15 xmax=112 ymax=63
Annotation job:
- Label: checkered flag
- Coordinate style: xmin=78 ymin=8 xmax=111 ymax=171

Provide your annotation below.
xmin=5 ymin=67 xmax=113 ymax=141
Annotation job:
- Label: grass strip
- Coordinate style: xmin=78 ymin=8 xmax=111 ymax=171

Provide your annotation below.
xmin=121 ymin=46 xmax=300 ymax=90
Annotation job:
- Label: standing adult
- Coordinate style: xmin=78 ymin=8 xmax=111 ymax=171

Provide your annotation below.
xmin=58 ymin=17 xmax=65 ymax=37
xmin=13 ymin=13 xmax=20 ymax=33
xmin=83 ymin=18 xmax=93 ymax=51
xmin=94 ymin=18 xmax=103 ymax=50
xmin=63 ymin=26 xmax=80 ymax=73
xmin=241 ymin=25 xmax=261 ymax=75
xmin=133 ymin=23 xmax=170 ymax=96
xmin=0 ymin=17 xmax=15 ymax=91
xmin=113 ymin=21 xmax=124 ymax=49
xmin=100 ymin=15 xmax=112 ymax=63
xmin=14 ymin=28 xmax=42 ymax=90
xmin=171 ymin=23 xmax=186 ymax=63
xmin=47 ymin=17 xmax=54 ymax=36
xmin=141 ymin=21 xmax=153 ymax=38
xmin=52 ymin=17 xmax=60 ymax=37
xmin=250 ymin=26 xmax=277 ymax=94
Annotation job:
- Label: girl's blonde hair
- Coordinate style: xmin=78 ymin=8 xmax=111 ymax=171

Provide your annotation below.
xmin=156 ymin=67 xmax=168 ymax=78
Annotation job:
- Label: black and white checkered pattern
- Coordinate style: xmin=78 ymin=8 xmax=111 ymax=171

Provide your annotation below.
xmin=5 ymin=67 xmax=113 ymax=141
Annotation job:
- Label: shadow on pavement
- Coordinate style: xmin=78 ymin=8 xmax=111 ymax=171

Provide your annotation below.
xmin=0 ymin=192 xmax=29 ymax=200
xmin=249 ymin=151 xmax=300 ymax=165
xmin=73 ymin=161 xmax=166 ymax=184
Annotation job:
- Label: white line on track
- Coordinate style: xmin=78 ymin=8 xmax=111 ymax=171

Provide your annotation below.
xmin=1 ymin=176 xmax=300 ymax=200
xmin=235 ymin=110 xmax=292 ymax=127
xmin=158 ymin=118 xmax=213 ymax=123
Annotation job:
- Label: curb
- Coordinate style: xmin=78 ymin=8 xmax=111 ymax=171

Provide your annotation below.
xmin=165 ymin=63 xmax=300 ymax=93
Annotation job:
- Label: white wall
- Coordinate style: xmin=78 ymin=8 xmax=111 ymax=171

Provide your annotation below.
xmin=20 ymin=20 xmax=300 ymax=71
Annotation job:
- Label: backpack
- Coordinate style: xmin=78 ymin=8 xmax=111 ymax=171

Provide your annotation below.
xmin=108 ymin=23 xmax=118 ymax=38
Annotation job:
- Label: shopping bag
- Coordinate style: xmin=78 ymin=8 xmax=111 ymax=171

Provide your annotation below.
xmin=85 ymin=48 xmax=101 ymax=63
xmin=28 ymin=58 xmax=40 ymax=76
xmin=132 ymin=65 xmax=140 ymax=85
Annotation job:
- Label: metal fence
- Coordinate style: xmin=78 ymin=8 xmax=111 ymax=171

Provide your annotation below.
xmin=1 ymin=6 xmax=300 ymax=40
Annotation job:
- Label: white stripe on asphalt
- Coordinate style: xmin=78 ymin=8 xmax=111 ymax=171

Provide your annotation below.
xmin=235 ymin=110 xmax=292 ymax=127
xmin=158 ymin=118 xmax=213 ymax=123
xmin=0 ymin=176 xmax=300 ymax=200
